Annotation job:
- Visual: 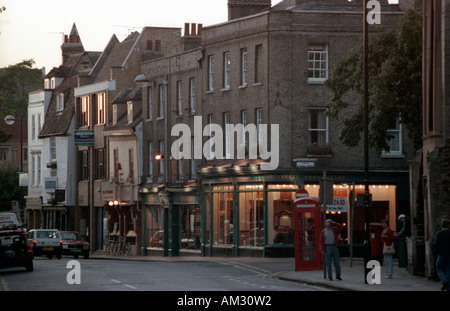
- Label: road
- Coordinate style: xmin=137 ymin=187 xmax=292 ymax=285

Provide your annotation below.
xmin=0 ymin=256 xmax=330 ymax=292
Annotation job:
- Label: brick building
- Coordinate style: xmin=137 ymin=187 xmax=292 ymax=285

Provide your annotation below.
xmin=138 ymin=0 xmax=413 ymax=257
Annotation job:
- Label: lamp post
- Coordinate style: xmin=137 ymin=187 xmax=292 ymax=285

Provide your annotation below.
xmin=363 ymin=0 xmax=372 ymax=284
xmin=4 ymin=114 xmax=23 ymax=172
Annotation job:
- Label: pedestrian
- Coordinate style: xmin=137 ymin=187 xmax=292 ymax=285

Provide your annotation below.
xmin=319 ymin=219 xmax=343 ymax=281
xmin=381 ymin=219 xmax=396 ymax=279
xmin=435 ymin=218 xmax=450 ymax=291
xmin=395 ymin=214 xmax=406 ymax=238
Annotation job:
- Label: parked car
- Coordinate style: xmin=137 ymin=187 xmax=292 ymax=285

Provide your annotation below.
xmin=27 ymin=229 xmax=62 ymax=259
xmin=0 ymin=227 xmax=34 ymax=271
xmin=60 ymin=231 xmax=90 ymax=259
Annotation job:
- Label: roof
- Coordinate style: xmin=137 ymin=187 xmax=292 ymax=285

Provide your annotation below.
xmin=271 ymin=0 xmax=403 ymax=13
xmin=90 ymin=32 xmax=140 ymax=84
xmin=38 ymin=52 xmax=100 ymax=138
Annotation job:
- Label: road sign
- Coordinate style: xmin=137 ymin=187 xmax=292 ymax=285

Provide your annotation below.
xmin=296 ymin=188 xmax=309 ymax=198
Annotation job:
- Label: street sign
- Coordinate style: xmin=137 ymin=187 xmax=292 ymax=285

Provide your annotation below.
xmin=74 ymin=130 xmax=94 ymax=146
xmin=296 ymin=188 xmax=309 ymax=198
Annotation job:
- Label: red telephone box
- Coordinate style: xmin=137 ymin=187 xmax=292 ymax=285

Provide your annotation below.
xmin=293 ymin=195 xmax=323 ymax=271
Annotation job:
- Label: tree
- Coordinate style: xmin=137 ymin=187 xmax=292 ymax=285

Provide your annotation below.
xmin=0 ymin=166 xmax=25 ymax=212
xmin=325 ymin=10 xmax=423 ymax=153
xmin=0 ymin=59 xmax=43 ymax=118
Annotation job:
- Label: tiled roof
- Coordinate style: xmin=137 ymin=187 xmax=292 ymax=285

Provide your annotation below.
xmin=92 ymin=32 xmax=140 ymax=84
xmin=39 ymin=52 xmax=99 ymax=138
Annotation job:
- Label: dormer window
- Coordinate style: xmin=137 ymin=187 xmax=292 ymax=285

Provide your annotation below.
xmin=56 ymin=93 xmax=64 ymax=112
xmin=44 ymin=79 xmax=50 ymax=89
xmin=113 ymin=104 xmax=118 ymax=125
xmin=127 ymin=101 xmax=133 ymax=123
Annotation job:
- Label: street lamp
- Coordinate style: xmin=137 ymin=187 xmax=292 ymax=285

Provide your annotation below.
xmin=4 ymin=114 xmax=23 ymax=172
xmin=363 ymin=0 xmax=372 ymax=284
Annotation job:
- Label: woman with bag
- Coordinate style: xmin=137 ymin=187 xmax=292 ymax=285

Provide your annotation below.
xmin=381 ymin=219 xmax=396 ymax=279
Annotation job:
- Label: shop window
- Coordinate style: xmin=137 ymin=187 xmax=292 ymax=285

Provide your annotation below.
xmin=267 ymin=185 xmax=298 ymax=245
xmin=180 ymin=206 xmax=201 ymax=250
xmin=239 ymin=185 xmax=264 ymax=247
xmin=212 ymin=185 xmax=234 ymax=245
xmin=146 ymin=205 xmax=164 ymax=248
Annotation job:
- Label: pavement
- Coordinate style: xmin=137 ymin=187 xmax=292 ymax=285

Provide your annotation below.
xmin=90 ymin=251 xmax=443 ymax=291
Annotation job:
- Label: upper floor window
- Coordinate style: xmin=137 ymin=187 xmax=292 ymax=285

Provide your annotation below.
xmin=49 ymin=137 xmax=57 ymax=161
xmin=159 ymin=84 xmax=166 ymax=119
xmin=147 ymin=87 xmax=153 ymax=120
xmin=382 ymin=118 xmax=403 ymax=157
xmin=224 ymin=112 xmax=231 ymax=158
xmin=308 ymin=109 xmax=329 ymax=145
xmin=127 ymin=102 xmax=133 ymax=124
xmin=241 ymin=48 xmax=247 ymax=87
xmin=96 ymin=92 xmax=106 ymax=125
xmin=189 ymin=78 xmax=196 ymax=114
xmin=256 ymin=108 xmax=263 ymax=144
xmin=308 ymin=44 xmax=328 ymax=83
xmin=255 ymin=44 xmax=263 ymax=84
xmin=223 ymin=52 xmax=231 ymax=89
xmin=79 ymin=96 xmax=90 ymax=127
xmin=177 ymin=81 xmax=183 ymax=116
xmin=56 ymin=93 xmax=64 ymax=112
xmin=208 ymin=55 xmax=214 ymax=91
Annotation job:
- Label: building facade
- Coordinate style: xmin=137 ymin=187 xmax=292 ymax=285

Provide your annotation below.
xmin=137 ymin=0 xmax=412 ymax=258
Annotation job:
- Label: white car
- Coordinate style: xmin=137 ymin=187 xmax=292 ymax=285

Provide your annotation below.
xmin=27 ymin=229 xmax=62 ymax=259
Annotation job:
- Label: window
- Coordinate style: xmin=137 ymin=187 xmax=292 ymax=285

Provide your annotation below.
xmin=96 ymin=93 xmax=106 ymax=124
xmin=177 ymin=139 xmax=183 ymax=182
xmin=308 ymin=109 xmax=329 ymax=144
xmin=37 ymin=154 xmax=41 ymax=186
xmin=208 ymin=115 xmax=214 ymax=159
xmin=95 ymin=149 xmax=105 ymax=180
xmin=113 ymin=149 xmax=119 ymax=179
xmin=177 ymin=81 xmax=183 ymax=116
xmin=241 ymin=48 xmax=247 ymax=87
xmin=189 ymin=78 xmax=196 ymax=114
xmin=81 ymin=151 xmax=89 ymax=181
xmin=32 ymin=115 xmax=36 ymax=141
xmin=256 ymin=109 xmax=263 ymax=144
xmin=241 ymin=110 xmax=249 ymax=155
xmin=223 ymin=52 xmax=231 ymax=89
xmin=382 ymin=118 xmax=403 ymax=157
xmin=129 ymin=148 xmax=134 ymax=180
xmin=224 ymin=112 xmax=231 ymax=158
xmin=208 ymin=55 xmax=214 ymax=91
xmin=148 ymin=141 xmax=153 ymax=178
xmin=308 ymin=44 xmax=328 ymax=83
xmin=0 ymin=147 xmax=9 ymax=162
xmin=147 ymin=87 xmax=153 ymax=120
xmin=159 ymin=140 xmax=165 ymax=178
xmin=79 ymin=96 xmax=90 ymax=127
xmin=113 ymin=104 xmax=118 ymax=125
xmin=127 ymin=102 xmax=133 ymax=123
xmin=49 ymin=137 xmax=57 ymax=161
xmin=56 ymin=93 xmax=64 ymax=112
xmin=255 ymin=44 xmax=263 ymax=84
xmin=190 ymin=136 xmax=196 ymax=180
xmin=159 ymin=84 xmax=166 ymax=118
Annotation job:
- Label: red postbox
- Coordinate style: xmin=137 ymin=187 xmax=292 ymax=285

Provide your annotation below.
xmin=369 ymin=222 xmax=383 ymax=257
xmin=293 ymin=194 xmax=323 ymax=271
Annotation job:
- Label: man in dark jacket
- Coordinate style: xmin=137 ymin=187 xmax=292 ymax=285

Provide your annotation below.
xmin=435 ymin=218 xmax=450 ymax=291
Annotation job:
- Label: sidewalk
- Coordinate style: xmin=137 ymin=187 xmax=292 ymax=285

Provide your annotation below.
xmin=90 ymin=252 xmax=442 ymax=291
xmin=278 ymin=258 xmax=441 ymax=291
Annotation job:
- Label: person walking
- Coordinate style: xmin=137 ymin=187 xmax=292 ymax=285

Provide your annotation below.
xmin=319 ymin=219 xmax=343 ymax=281
xmin=381 ymin=219 xmax=396 ymax=278
xmin=435 ymin=218 xmax=450 ymax=291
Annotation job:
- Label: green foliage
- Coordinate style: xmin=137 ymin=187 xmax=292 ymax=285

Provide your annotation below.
xmin=325 ymin=11 xmax=423 ymax=152
xmin=0 ymin=166 xmax=25 ymax=212
xmin=0 ymin=59 xmax=43 ymax=118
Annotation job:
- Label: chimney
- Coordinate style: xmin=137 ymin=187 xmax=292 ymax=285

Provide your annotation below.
xmin=228 ymin=0 xmax=271 ymax=21
xmin=183 ymin=23 xmax=202 ymax=51
xmin=61 ymin=23 xmax=84 ymax=64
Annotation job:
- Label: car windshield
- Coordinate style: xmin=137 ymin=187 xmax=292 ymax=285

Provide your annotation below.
xmin=60 ymin=232 xmax=78 ymax=240
xmin=36 ymin=231 xmax=59 ymax=239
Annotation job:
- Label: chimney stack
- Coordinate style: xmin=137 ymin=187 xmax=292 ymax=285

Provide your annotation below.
xmin=61 ymin=23 xmax=84 ymax=64
xmin=228 ymin=0 xmax=271 ymax=21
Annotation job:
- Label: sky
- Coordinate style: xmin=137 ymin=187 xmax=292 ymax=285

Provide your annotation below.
xmin=0 ymin=0 xmax=397 ymax=73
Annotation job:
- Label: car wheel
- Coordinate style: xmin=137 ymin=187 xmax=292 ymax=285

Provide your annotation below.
xmin=48 ymin=254 xmax=53 ymax=259
xmin=74 ymin=254 xmax=79 ymax=259
xmin=25 ymin=260 xmax=34 ymax=272
xmin=84 ymin=254 xmax=89 ymax=259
